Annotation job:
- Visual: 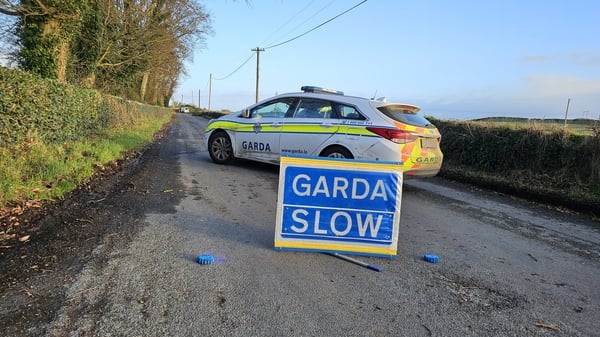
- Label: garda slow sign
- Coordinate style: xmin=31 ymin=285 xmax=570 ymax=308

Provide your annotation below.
xmin=274 ymin=156 xmax=403 ymax=258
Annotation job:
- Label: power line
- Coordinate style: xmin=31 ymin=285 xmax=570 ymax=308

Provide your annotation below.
xmin=208 ymin=0 xmax=368 ymax=106
xmin=213 ymin=53 xmax=256 ymax=81
xmin=276 ymin=1 xmax=337 ymax=42
xmin=212 ymin=2 xmax=320 ymax=82
xmin=259 ymin=0 xmax=317 ymax=46
xmin=212 ymin=0 xmax=367 ymax=80
xmin=269 ymin=1 xmax=337 ymax=47
xmin=265 ymin=0 xmax=367 ymax=50
xmin=261 ymin=0 xmax=336 ymax=47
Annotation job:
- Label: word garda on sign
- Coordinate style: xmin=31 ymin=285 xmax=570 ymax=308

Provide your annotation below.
xmin=274 ymin=156 xmax=403 ymax=258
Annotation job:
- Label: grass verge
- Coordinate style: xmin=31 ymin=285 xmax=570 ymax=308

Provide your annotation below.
xmin=439 ymin=165 xmax=600 ymax=217
xmin=0 ymin=115 xmax=172 ymax=206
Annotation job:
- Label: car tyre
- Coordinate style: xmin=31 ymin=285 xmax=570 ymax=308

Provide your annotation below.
xmin=208 ymin=131 xmax=234 ymax=164
xmin=320 ymin=146 xmax=353 ymax=159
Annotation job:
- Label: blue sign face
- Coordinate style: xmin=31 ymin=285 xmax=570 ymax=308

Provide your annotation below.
xmin=278 ymin=165 xmax=400 ymax=247
xmin=283 ymin=166 xmax=399 ymax=212
xmin=275 ymin=156 xmax=403 ymax=257
xmin=281 ymin=206 xmax=395 ymax=244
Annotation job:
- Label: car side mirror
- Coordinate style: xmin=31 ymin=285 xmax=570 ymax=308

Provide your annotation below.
xmin=242 ymin=109 xmax=251 ymax=118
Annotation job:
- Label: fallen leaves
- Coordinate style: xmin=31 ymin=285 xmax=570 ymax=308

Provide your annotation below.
xmin=0 ymin=233 xmax=16 ymax=241
xmin=1 ymin=200 xmax=42 ymax=245
xmin=0 ymin=232 xmax=31 ymax=243
xmin=3 ymin=200 xmax=42 ymax=217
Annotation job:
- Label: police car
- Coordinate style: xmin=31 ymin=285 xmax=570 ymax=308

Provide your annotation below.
xmin=205 ymin=86 xmax=443 ymax=178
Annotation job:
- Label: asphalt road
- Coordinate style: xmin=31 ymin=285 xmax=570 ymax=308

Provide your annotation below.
xmin=47 ymin=113 xmax=600 ymax=336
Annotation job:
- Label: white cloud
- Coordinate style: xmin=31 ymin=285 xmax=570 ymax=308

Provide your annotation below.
xmin=524 ymin=74 xmax=600 ymax=97
xmin=520 ymin=55 xmax=551 ymax=63
xmin=414 ymin=74 xmax=600 ymax=120
xmin=568 ymin=51 xmax=600 ymax=66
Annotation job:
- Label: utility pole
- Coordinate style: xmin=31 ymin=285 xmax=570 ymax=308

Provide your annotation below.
xmin=252 ymin=47 xmax=265 ymax=103
xmin=564 ymin=98 xmax=571 ymax=128
xmin=208 ymin=73 xmax=212 ymax=111
xmin=199 ymin=89 xmax=201 ymax=109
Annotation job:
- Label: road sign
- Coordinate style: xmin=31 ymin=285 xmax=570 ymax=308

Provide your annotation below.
xmin=274 ymin=156 xmax=403 ymax=258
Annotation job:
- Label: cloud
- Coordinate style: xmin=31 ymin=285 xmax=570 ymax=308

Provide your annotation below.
xmin=524 ymin=74 xmax=600 ymax=97
xmin=520 ymin=54 xmax=551 ymax=63
xmin=414 ymin=73 xmax=600 ymax=120
xmin=569 ymin=51 xmax=600 ymax=66
xmin=520 ymin=51 xmax=600 ymax=66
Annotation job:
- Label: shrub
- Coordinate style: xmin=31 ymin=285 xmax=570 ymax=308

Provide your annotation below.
xmin=0 ymin=67 xmax=174 ymax=206
xmin=429 ymin=117 xmax=600 ymax=213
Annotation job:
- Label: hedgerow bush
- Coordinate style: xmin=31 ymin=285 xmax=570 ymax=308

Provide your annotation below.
xmin=0 ymin=67 xmax=171 ymax=147
xmin=0 ymin=67 xmax=173 ymax=205
xmin=0 ymin=67 xmax=102 ymax=146
xmin=429 ymin=117 xmax=600 ymax=212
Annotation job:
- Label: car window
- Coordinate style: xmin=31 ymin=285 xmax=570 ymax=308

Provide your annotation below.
xmin=337 ymin=104 xmax=365 ymax=120
xmin=251 ymin=98 xmax=294 ymax=118
xmin=377 ymin=104 xmax=432 ymax=127
xmin=292 ymin=99 xmax=334 ymax=119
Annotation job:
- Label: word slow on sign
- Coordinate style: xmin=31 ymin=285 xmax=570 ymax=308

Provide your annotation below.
xmin=274 ymin=156 xmax=403 ymax=257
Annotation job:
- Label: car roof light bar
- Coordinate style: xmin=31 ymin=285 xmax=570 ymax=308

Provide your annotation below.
xmin=301 ymin=86 xmax=344 ymax=95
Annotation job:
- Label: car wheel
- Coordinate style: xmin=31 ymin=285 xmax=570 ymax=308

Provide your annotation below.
xmin=208 ymin=131 xmax=234 ymax=164
xmin=320 ymin=146 xmax=353 ymax=159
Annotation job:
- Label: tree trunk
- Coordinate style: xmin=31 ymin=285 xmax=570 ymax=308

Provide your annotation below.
xmin=42 ymin=18 xmax=70 ymax=83
xmin=140 ymin=71 xmax=149 ymax=101
xmin=56 ymin=38 xmax=69 ymax=83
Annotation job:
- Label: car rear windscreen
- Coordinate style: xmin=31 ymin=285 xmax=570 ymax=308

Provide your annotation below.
xmin=377 ymin=104 xmax=433 ymax=127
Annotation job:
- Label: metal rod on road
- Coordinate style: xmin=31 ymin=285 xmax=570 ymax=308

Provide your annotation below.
xmin=328 ymin=253 xmax=383 ymax=272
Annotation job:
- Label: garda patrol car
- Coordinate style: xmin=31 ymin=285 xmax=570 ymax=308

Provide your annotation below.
xmin=205 ymin=86 xmax=443 ymax=178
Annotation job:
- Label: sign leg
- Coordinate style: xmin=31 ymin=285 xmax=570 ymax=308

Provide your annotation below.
xmin=328 ymin=253 xmax=383 ymax=272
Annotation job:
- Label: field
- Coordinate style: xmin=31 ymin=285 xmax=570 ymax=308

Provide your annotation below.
xmin=469 ymin=117 xmax=599 ymax=136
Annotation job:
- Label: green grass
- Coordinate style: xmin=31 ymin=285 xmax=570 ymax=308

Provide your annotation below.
xmin=0 ymin=115 xmax=172 ymax=206
xmin=470 ymin=117 xmax=599 ymax=136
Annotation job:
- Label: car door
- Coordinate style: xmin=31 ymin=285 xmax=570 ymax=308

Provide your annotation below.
xmin=235 ymin=98 xmax=293 ymax=164
xmin=280 ymin=98 xmax=339 ymax=157
xmin=333 ymin=104 xmax=377 ymax=157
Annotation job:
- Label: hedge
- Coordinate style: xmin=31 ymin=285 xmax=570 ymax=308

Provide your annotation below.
xmin=429 ymin=117 xmax=600 ymax=213
xmin=0 ymin=66 xmax=170 ymax=147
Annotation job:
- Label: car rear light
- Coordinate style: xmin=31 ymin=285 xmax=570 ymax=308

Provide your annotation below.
xmin=366 ymin=127 xmax=418 ymax=144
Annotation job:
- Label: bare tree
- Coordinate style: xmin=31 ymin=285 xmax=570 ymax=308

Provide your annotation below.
xmin=1 ymin=0 xmax=211 ymax=105
xmin=70 ymin=0 xmax=211 ymax=104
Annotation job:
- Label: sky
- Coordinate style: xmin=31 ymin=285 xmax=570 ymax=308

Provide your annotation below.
xmin=174 ymin=0 xmax=600 ymax=120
